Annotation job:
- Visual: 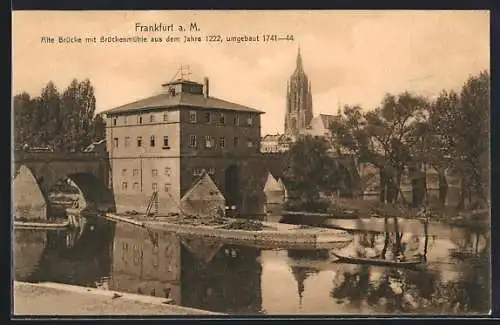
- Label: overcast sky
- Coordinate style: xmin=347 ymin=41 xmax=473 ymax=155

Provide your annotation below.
xmin=12 ymin=10 xmax=489 ymax=135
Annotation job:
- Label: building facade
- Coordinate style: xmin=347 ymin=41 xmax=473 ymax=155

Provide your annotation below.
xmin=260 ymin=134 xmax=295 ymax=153
xmin=102 ymin=76 xmax=264 ymax=216
xmin=284 ymin=48 xmax=313 ymax=137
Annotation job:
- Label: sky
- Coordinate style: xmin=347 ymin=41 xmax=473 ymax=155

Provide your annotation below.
xmin=12 ymin=10 xmax=490 ymax=135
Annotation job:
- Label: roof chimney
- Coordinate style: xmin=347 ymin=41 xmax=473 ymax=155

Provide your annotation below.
xmin=203 ymin=77 xmax=209 ymax=98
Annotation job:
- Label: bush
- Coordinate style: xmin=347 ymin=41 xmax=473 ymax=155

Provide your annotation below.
xmin=222 ymin=219 xmax=265 ymax=231
xmin=283 ymin=197 xmax=331 ymax=213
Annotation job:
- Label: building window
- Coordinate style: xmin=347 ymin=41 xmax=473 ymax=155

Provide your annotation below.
xmin=247 ymin=139 xmax=254 ymax=148
xmin=219 ymin=137 xmax=225 ymax=148
xmin=121 ymin=181 xmax=128 ymax=190
xmin=152 ymin=169 xmax=158 ymax=177
xmin=247 ymin=115 xmax=253 ymax=126
xmin=124 ymin=116 xmax=128 ymax=125
xmin=205 ymin=136 xmax=214 ymax=149
xmin=133 ymin=169 xmax=139 ymax=176
xmin=234 ymin=114 xmax=239 ymax=126
xmin=150 ymin=114 xmax=156 ymax=123
xmin=122 ymin=168 xmax=127 ymax=176
xmin=220 ymin=113 xmax=226 ymax=124
xmin=164 ymin=167 xmax=171 ymax=176
xmin=150 ymin=135 xmax=155 ymax=147
xmin=124 ymin=136 xmax=130 ymax=148
xmin=113 ymin=137 xmax=118 ymax=148
xmin=152 ymin=183 xmax=158 ymax=191
xmin=234 ymin=136 xmax=239 ymax=146
xmin=133 ymin=182 xmax=139 ymax=191
xmin=164 ymin=183 xmax=171 ymax=192
xmin=189 ymin=110 xmax=197 ymax=123
xmin=138 ymin=116 xmax=143 ymax=124
xmin=208 ymin=167 xmax=215 ymax=176
xmin=193 ymin=168 xmax=203 ymax=177
xmin=204 ymin=112 xmax=211 ymax=123
xmin=137 ymin=136 xmax=142 ymax=147
xmin=189 ymin=135 xmax=197 ymax=148
xmin=163 ymin=136 xmax=169 ymax=148
xmin=163 ymin=112 xmax=168 ymax=122
xmin=113 ymin=118 xmax=117 ymax=126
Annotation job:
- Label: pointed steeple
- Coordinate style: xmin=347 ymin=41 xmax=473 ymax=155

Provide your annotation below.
xmin=296 ymin=46 xmax=303 ymax=72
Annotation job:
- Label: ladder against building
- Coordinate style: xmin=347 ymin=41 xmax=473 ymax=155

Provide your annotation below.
xmin=145 ymin=191 xmax=159 ymax=218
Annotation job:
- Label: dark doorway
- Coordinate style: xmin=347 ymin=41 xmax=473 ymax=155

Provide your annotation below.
xmin=225 ymin=165 xmax=240 ymax=208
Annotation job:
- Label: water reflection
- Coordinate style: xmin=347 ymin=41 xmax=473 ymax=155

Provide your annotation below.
xmin=13 ymin=217 xmax=114 ymax=286
xmin=13 ymin=216 xmax=490 ymax=315
xmin=330 ymin=228 xmax=490 ymax=314
xmin=109 ymin=222 xmax=263 ymax=314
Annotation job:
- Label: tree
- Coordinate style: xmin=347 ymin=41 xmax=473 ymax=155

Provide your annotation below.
xmin=92 ymin=114 xmax=106 ymax=141
xmin=283 ymin=136 xmax=343 ymax=203
xmin=13 ymin=92 xmax=34 ymax=148
xmin=454 ymin=71 xmax=490 ymax=209
xmin=60 ymin=78 xmax=97 ymax=151
xmin=330 ymin=93 xmax=428 ymax=205
xmin=13 ymin=78 xmax=102 ymax=152
xmin=37 ymin=81 xmax=62 ymax=149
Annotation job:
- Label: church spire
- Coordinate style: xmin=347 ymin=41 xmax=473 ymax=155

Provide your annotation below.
xmin=296 ymin=46 xmax=303 ymax=72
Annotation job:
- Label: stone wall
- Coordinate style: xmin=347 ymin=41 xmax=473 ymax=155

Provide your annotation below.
xmin=13 ymin=166 xmax=47 ymax=220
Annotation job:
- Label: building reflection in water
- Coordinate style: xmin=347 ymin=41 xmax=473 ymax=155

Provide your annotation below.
xmin=110 ymin=222 xmax=182 ymax=303
xmin=111 ymin=222 xmax=263 ymax=314
xmin=13 ymin=217 xmax=115 ymax=286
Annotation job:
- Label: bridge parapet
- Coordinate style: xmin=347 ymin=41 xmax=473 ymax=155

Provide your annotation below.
xmin=14 ymin=151 xmax=108 ymax=163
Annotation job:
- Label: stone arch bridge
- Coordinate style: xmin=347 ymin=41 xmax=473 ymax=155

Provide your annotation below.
xmin=13 ymin=151 xmax=115 ymax=220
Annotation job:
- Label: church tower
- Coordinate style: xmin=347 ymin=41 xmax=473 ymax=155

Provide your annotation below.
xmin=284 ymin=47 xmax=313 ymax=136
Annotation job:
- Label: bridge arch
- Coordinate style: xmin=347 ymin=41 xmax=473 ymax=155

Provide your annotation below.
xmin=14 ymin=164 xmax=115 ymax=220
xmin=46 ymin=172 xmax=116 ymax=213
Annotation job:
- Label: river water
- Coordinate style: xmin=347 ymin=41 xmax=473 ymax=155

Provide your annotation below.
xmin=13 ymin=215 xmax=490 ymax=315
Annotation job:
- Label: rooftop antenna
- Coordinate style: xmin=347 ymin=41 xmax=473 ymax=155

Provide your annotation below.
xmin=337 ymin=97 xmax=342 ymax=116
xmin=162 ymin=65 xmax=193 ymax=87
xmin=179 ymin=65 xmax=192 ymax=81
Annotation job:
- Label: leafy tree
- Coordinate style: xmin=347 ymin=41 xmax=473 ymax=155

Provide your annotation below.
xmin=37 ymin=81 xmax=62 ymax=149
xmin=283 ymin=135 xmax=344 ymax=203
xmin=454 ymin=71 xmax=490 ymax=209
xmin=330 ymin=93 xmax=428 ymax=205
xmin=13 ymin=92 xmax=34 ymax=148
xmin=92 ymin=114 xmax=106 ymax=141
xmin=13 ymin=78 xmax=101 ymax=152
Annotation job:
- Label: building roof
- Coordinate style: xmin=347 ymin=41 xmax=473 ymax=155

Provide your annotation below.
xmin=318 ymin=114 xmax=338 ymax=130
xmin=102 ymin=79 xmax=263 ymax=115
xmin=261 ymin=133 xmax=295 ymax=142
xmin=181 ymin=171 xmax=225 ymax=203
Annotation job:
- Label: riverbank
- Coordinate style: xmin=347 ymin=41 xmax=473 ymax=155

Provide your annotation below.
xmin=13 ymin=281 xmax=221 ymax=316
xmin=13 ymin=219 xmax=70 ymax=230
xmin=283 ymin=197 xmax=489 ymax=230
xmin=104 ymin=213 xmax=353 ymax=249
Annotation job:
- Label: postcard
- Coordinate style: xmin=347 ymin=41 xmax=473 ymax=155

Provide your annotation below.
xmin=12 ymin=10 xmax=491 ymax=316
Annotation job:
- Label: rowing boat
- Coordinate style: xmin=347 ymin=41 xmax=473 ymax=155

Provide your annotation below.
xmin=331 ymin=252 xmax=424 ymax=268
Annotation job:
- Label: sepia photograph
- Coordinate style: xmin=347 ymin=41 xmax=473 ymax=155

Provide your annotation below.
xmin=11 ymin=10 xmax=491 ymax=316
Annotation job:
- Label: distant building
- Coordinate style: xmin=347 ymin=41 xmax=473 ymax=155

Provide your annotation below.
xmin=284 ymin=48 xmax=313 ymax=137
xmin=260 ymin=134 xmax=295 ymax=153
xmin=101 ymin=73 xmax=264 ymax=216
xmin=302 ymin=114 xmax=338 ymax=138
xmin=262 ymin=49 xmax=339 ymax=153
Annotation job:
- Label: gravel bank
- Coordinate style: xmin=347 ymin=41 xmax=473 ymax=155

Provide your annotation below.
xmin=13 ymin=281 xmax=221 ymax=316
